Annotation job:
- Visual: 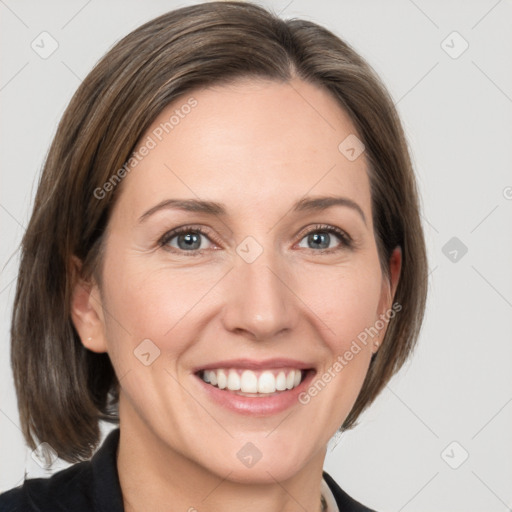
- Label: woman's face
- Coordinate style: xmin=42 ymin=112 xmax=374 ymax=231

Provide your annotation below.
xmin=77 ymin=78 xmax=400 ymax=483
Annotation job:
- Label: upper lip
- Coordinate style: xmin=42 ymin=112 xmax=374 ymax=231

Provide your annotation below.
xmin=193 ymin=358 xmax=315 ymax=373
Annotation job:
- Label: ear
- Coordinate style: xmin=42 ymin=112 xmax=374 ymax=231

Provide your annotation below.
xmin=70 ymin=255 xmax=108 ymax=353
xmin=374 ymin=246 xmax=402 ymax=352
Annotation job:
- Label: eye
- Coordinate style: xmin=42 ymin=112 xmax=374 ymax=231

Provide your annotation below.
xmin=158 ymin=226 xmax=216 ymax=255
xmin=297 ymin=224 xmax=352 ymax=252
xmin=158 ymin=223 xmax=352 ymax=256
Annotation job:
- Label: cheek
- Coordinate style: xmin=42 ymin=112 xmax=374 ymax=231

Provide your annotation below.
xmin=100 ymin=253 xmax=222 ymax=357
xmin=299 ymin=262 xmax=384 ymax=350
xmin=292 ymin=264 xmax=383 ymax=435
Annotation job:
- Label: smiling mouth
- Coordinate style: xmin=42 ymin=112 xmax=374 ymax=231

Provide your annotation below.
xmin=196 ymin=367 xmax=314 ymax=396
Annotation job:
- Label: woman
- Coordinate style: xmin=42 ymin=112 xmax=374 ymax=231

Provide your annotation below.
xmin=1 ymin=2 xmax=427 ymax=511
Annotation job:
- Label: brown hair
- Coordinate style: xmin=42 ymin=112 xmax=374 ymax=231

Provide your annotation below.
xmin=11 ymin=1 xmax=427 ymax=462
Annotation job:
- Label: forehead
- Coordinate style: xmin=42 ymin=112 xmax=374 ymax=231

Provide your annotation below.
xmin=114 ymin=78 xmax=371 ymax=220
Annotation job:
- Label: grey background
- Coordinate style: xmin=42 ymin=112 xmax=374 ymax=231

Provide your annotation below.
xmin=1 ymin=1 xmax=511 ymax=510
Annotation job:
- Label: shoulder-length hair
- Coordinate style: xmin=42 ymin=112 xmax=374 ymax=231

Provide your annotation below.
xmin=11 ymin=1 xmax=427 ymax=462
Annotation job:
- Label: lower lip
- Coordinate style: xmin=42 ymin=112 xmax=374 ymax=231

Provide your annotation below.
xmin=194 ymin=370 xmax=316 ymax=415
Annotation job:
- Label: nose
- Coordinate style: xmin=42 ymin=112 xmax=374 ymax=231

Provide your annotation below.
xmin=220 ymin=248 xmax=299 ymax=341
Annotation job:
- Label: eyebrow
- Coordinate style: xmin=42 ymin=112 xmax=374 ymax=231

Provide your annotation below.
xmin=138 ymin=195 xmax=367 ymax=225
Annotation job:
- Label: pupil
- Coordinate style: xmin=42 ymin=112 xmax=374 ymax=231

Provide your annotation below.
xmin=178 ymin=233 xmax=200 ymax=250
xmin=310 ymin=232 xmax=329 ymax=249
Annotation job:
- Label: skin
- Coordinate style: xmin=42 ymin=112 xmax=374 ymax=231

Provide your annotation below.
xmin=71 ymin=77 xmax=401 ymax=512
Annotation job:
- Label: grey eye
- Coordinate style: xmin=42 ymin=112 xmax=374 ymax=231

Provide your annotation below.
xmin=298 ymin=231 xmax=340 ymax=250
xmin=167 ymin=231 xmax=212 ymax=251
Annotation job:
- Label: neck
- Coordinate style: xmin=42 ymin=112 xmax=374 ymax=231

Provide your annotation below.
xmin=116 ymin=399 xmax=328 ymax=512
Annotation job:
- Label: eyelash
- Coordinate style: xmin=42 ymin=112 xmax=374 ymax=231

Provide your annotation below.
xmin=157 ymin=224 xmax=353 ymax=256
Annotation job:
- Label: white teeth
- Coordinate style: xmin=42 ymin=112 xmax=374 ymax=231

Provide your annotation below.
xmin=217 ymin=369 xmax=227 ymax=389
xmin=275 ymin=371 xmax=287 ymax=391
xmin=241 ymin=370 xmax=258 ymax=393
xmin=227 ymin=369 xmax=241 ymax=390
xmin=258 ymin=371 xmax=275 ymax=393
xmin=286 ymin=371 xmax=295 ymax=390
xmin=200 ymin=368 xmax=305 ymax=394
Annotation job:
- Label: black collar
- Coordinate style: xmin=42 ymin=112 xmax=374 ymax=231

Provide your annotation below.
xmin=90 ymin=427 xmax=124 ymax=511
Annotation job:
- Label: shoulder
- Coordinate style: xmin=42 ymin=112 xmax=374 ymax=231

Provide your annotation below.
xmin=0 ymin=428 xmax=122 ymax=512
xmin=322 ymin=470 xmax=378 ymax=512
xmin=0 ymin=460 xmax=94 ymax=512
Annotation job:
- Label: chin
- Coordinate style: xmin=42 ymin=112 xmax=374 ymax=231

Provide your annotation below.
xmin=197 ymin=441 xmax=317 ymax=485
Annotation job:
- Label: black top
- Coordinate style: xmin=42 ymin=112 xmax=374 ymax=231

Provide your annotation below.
xmin=0 ymin=428 xmax=376 ymax=511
